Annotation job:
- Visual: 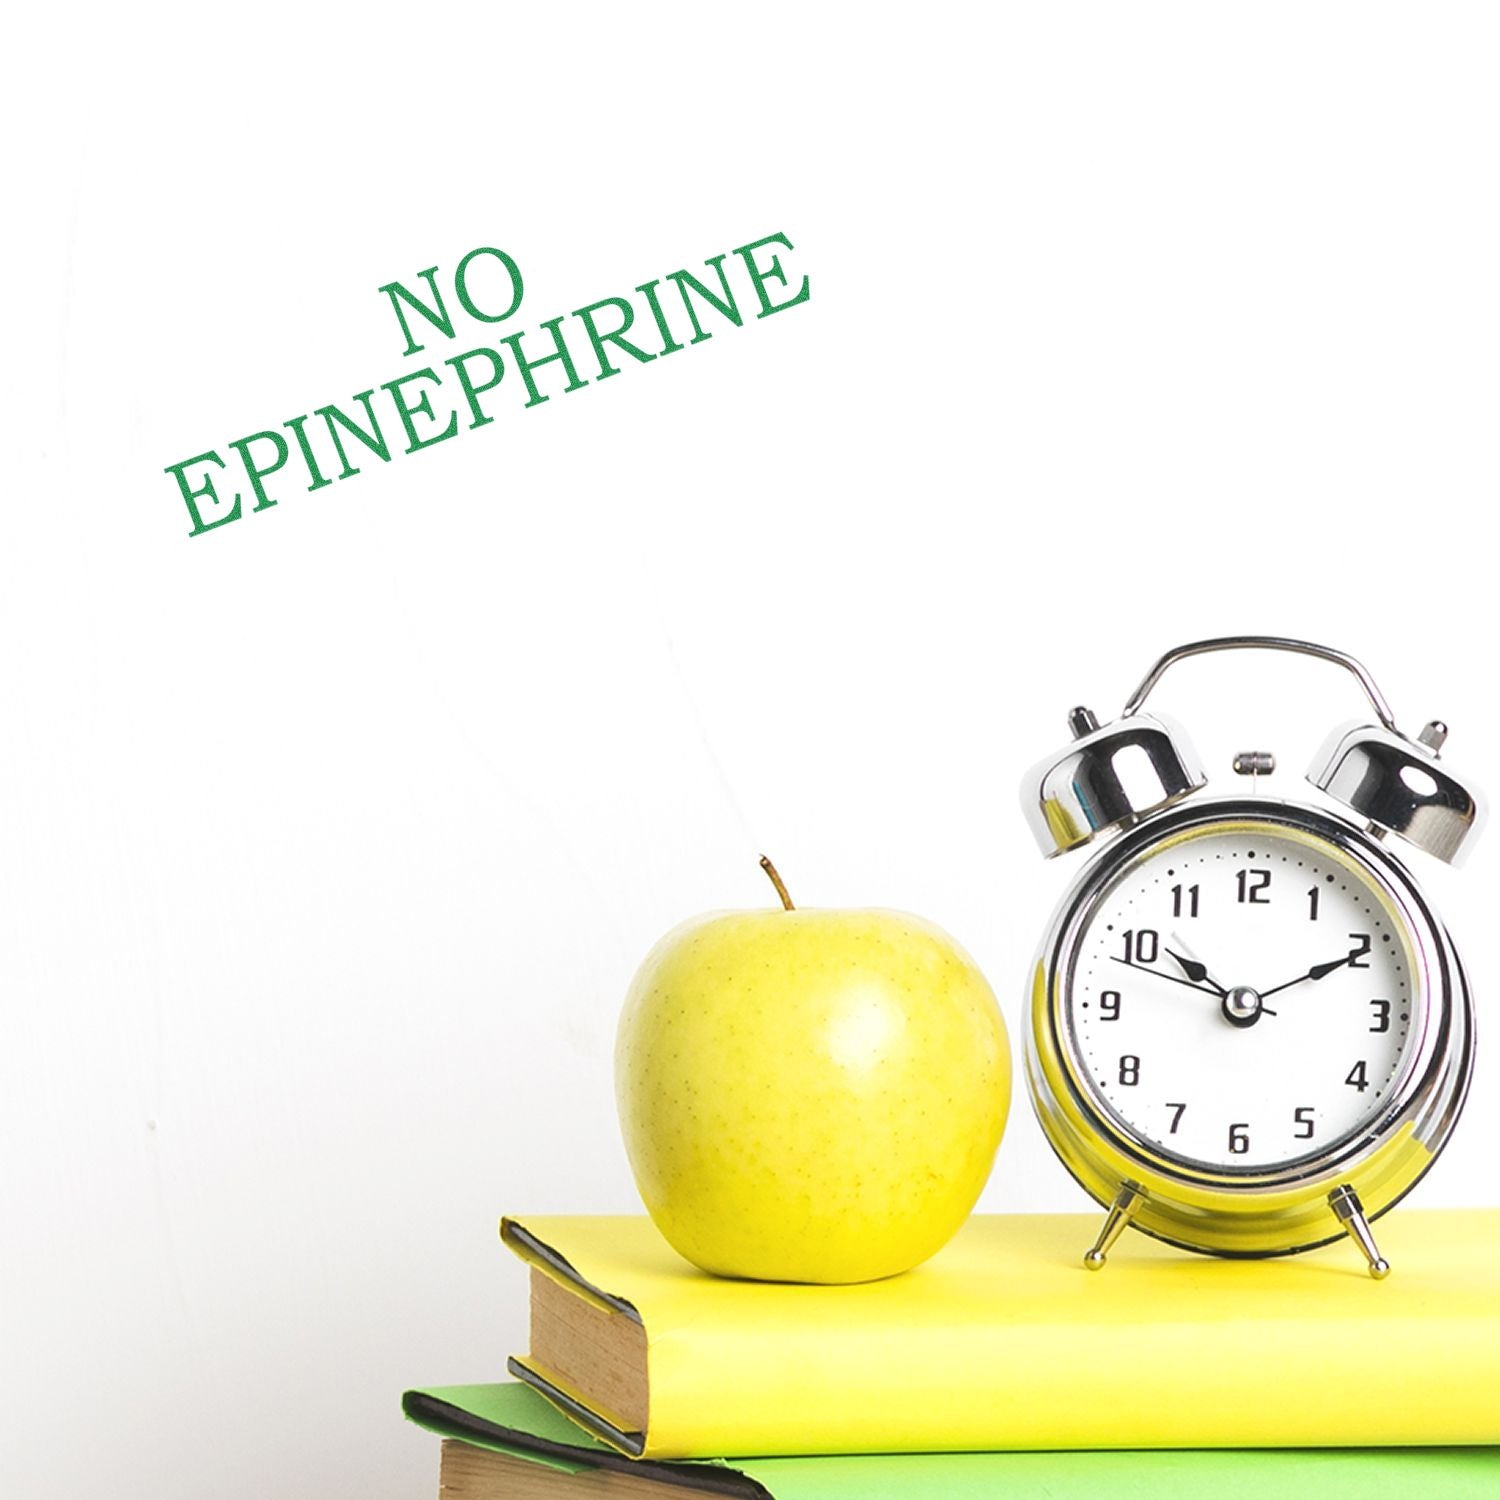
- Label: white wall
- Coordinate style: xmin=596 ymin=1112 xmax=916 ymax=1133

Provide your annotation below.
xmin=5 ymin=5 xmax=1499 ymax=1496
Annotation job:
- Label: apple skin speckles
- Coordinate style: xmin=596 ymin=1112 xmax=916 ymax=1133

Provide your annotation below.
xmin=615 ymin=906 xmax=1011 ymax=1284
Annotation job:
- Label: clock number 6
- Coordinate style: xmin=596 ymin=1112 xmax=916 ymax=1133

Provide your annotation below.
xmin=1228 ymin=1122 xmax=1250 ymax=1154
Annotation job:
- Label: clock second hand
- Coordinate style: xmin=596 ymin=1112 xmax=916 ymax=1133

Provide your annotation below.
xmin=1165 ymin=937 xmax=1281 ymax=1018
xmin=1110 ymin=950 xmax=1280 ymax=1018
xmin=1109 ymin=955 xmax=1224 ymax=999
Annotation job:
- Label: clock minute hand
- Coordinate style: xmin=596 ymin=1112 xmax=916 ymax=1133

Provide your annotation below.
xmin=1259 ymin=950 xmax=1360 ymax=1002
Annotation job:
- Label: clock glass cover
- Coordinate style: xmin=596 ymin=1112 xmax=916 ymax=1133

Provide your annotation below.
xmin=1064 ymin=819 xmax=1422 ymax=1172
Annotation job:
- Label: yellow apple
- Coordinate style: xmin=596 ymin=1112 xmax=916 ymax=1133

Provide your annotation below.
xmin=615 ymin=868 xmax=1010 ymax=1283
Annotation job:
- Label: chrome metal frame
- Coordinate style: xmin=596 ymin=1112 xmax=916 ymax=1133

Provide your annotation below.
xmin=1025 ymin=796 xmax=1474 ymax=1260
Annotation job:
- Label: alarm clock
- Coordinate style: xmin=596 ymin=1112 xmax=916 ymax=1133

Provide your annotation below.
xmin=1021 ymin=636 xmax=1485 ymax=1277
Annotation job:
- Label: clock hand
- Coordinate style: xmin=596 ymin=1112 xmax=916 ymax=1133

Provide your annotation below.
xmin=1117 ymin=952 xmax=1280 ymax=1021
xmin=1166 ymin=947 xmax=1229 ymax=998
xmin=1110 ymin=956 xmax=1223 ymax=998
xmin=1258 ymin=950 xmax=1361 ymax=1002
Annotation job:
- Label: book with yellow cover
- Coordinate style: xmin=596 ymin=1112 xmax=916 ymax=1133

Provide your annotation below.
xmin=501 ymin=1209 xmax=1500 ymax=1459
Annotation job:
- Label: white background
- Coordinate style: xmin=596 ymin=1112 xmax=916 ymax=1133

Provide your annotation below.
xmin=5 ymin=5 xmax=1499 ymax=1496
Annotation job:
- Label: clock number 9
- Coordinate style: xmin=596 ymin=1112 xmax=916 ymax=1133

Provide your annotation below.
xmin=1099 ymin=989 xmax=1122 ymax=1021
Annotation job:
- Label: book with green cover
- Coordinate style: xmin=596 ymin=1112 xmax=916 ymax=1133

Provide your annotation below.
xmin=500 ymin=1208 xmax=1500 ymax=1458
xmin=403 ymin=1381 xmax=1500 ymax=1499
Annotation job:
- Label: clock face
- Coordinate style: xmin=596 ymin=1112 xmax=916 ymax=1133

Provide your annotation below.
xmin=1063 ymin=818 xmax=1424 ymax=1173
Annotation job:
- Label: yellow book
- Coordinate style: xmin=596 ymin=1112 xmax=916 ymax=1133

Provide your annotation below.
xmin=501 ymin=1209 xmax=1500 ymax=1459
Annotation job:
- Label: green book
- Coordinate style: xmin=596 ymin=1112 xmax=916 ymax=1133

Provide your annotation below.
xmin=403 ymin=1382 xmax=1500 ymax=1499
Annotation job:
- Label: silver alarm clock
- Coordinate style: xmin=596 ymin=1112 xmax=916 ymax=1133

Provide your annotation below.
xmin=1021 ymin=637 xmax=1484 ymax=1277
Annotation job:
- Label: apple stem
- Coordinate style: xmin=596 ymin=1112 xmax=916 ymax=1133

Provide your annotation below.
xmin=759 ymin=855 xmax=795 ymax=910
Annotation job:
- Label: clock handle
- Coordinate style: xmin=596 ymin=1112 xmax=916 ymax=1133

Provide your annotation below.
xmin=1122 ymin=636 xmax=1398 ymax=733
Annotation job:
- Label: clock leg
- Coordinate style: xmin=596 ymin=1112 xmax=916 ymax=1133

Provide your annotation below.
xmin=1084 ymin=1181 xmax=1146 ymax=1270
xmin=1329 ymin=1184 xmax=1391 ymax=1279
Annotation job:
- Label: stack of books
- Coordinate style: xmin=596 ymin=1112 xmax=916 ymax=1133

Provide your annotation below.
xmin=404 ymin=1209 xmax=1500 ymax=1496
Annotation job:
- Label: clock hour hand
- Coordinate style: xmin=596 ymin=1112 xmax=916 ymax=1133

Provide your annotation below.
xmin=1166 ymin=946 xmax=1228 ymax=998
xmin=1259 ymin=949 xmax=1361 ymax=1002
xmin=1110 ymin=956 xmax=1223 ymax=998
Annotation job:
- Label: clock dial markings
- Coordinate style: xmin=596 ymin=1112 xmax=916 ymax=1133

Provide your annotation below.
xmin=1068 ymin=825 xmax=1418 ymax=1171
